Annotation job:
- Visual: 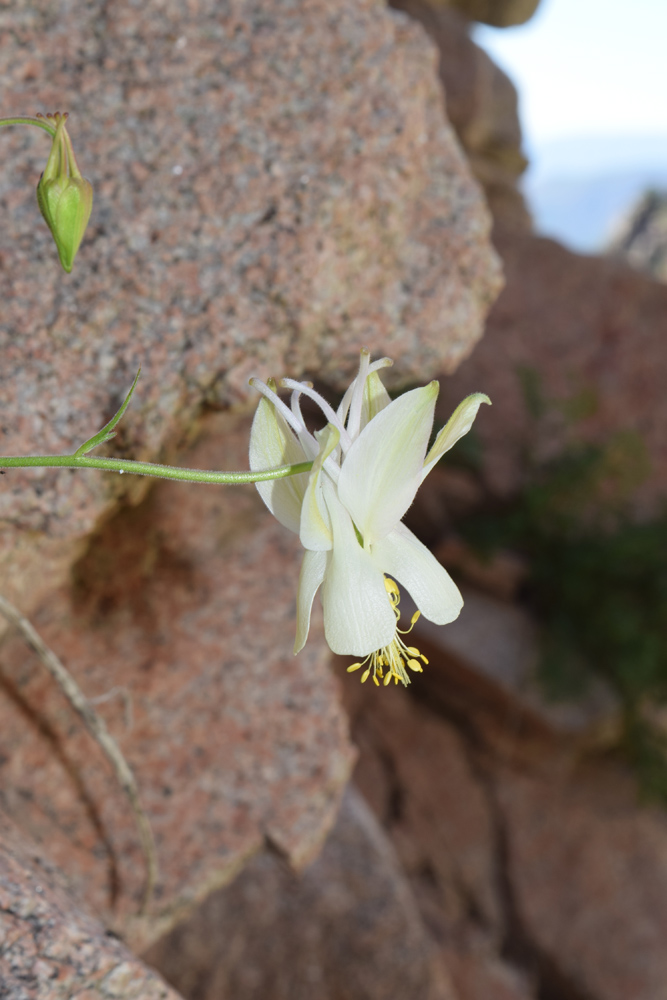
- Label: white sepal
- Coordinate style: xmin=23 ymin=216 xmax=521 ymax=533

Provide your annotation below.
xmin=422 ymin=393 xmax=491 ymax=481
xmin=249 ymin=395 xmax=308 ymax=534
xmin=371 ymin=522 xmax=463 ymax=624
xmin=294 ymin=549 xmax=327 ymax=653
xmin=338 ymin=382 xmax=438 ymax=546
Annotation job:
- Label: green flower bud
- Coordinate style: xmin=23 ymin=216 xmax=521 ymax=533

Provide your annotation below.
xmin=36 ymin=112 xmax=93 ymax=273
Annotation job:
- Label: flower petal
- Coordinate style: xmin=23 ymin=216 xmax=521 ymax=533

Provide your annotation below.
xmin=372 ymin=522 xmax=463 ymax=625
xmin=344 ymin=347 xmax=370 ymax=443
xmin=422 ymin=393 xmax=491 ymax=481
xmin=249 ymin=395 xmax=308 ymax=534
xmin=338 ymin=382 xmax=438 ymax=545
xmin=322 ymin=486 xmax=396 ymax=655
xmin=294 ymin=548 xmax=327 ymax=654
xmin=299 ymin=423 xmax=339 ymax=551
xmin=359 ymin=369 xmax=392 ymax=431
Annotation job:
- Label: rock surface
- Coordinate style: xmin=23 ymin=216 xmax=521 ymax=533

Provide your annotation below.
xmin=447 ymin=0 xmax=541 ymax=27
xmin=0 ymin=809 xmax=183 ymax=1000
xmin=393 ymin=0 xmax=531 ymax=229
xmin=436 ymin=230 xmax=667 ymax=515
xmin=497 ymin=761 xmax=667 ymax=1000
xmin=414 ymin=584 xmax=620 ymax=740
xmin=145 ymin=787 xmax=453 ymax=1000
xmin=347 ymin=680 xmax=500 ymax=937
xmin=404 ymin=0 xmax=542 ymax=27
xmin=0 ymin=0 xmax=501 ymax=619
xmin=0 ymin=412 xmax=355 ymax=950
xmin=342 ymin=632 xmax=667 ymax=1000
xmin=341 ymin=672 xmax=535 ymax=1000
xmin=607 ymin=189 xmax=667 ymax=283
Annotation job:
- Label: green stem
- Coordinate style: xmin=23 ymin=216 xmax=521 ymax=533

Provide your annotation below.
xmin=0 ymin=454 xmax=312 ymax=484
xmin=0 ymin=116 xmax=58 ymax=137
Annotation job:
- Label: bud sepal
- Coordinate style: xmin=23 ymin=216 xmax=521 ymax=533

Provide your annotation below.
xmin=35 ymin=112 xmax=93 ymax=273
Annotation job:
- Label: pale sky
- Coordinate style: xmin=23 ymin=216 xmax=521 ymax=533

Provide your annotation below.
xmin=474 ymin=0 xmax=667 ymax=152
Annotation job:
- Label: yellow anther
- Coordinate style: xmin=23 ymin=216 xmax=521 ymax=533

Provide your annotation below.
xmin=345 ymin=577 xmax=428 ymax=689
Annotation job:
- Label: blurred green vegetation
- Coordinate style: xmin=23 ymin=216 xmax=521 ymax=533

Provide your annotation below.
xmin=451 ymin=368 xmax=667 ymax=802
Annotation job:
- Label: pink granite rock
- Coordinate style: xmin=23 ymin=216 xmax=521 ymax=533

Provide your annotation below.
xmin=496 ymin=762 xmax=667 ymax=1000
xmin=145 ymin=788 xmax=453 ymax=1000
xmin=346 ymin=680 xmax=501 ymax=937
xmin=0 ymin=810 xmax=183 ymax=1000
xmin=437 ymin=231 xmax=667 ymax=515
xmin=393 ymin=1 xmax=531 ymax=229
xmin=341 ymin=622 xmax=667 ymax=1000
xmin=0 ymin=0 xmax=501 ymax=617
xmin=445 ymin=947 xmax=535 ymax=1000
xmin=340 ymin=667 xmax=537 ymax=1000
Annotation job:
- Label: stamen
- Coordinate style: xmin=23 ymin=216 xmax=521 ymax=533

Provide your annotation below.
xmin=347 ymin=577 xmax=429 ymax=688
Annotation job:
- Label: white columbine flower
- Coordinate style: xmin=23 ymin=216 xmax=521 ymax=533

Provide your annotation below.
xmin=249 ymin=349 xmax=490 ymax=687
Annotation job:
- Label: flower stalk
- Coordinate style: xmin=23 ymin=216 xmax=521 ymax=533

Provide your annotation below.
xmin=0 ymin=452 xmax=312 ymax=484
xmin=0 ymin=370 xmax=312 ymax=484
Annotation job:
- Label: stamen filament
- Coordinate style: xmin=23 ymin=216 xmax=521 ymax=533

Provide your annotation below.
xmin=249 ymin=378 xmax=306 ymax=438
xmin=279 ymin=378 xmax=353 ymax=451
xmin=289 ymin=385 xmax=320 ymax=458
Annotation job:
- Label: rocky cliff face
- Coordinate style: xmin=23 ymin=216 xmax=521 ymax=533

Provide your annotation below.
xmin=0 ymin=0 xmax=503 ymax=997
xmin=353 ymin=7 xmax=667 ymax=1000
xmin=392 ymin=0 xmax=532 ymax=230
xmin=437 ymin=227 xmax=667 ymax=515
xmin=607 ymin=189 xmax=667 ymax=283
xmin=5 ymin=1 xmax=665 ymax=999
